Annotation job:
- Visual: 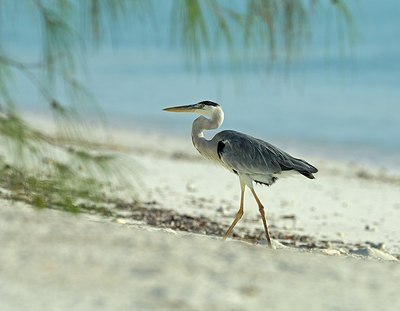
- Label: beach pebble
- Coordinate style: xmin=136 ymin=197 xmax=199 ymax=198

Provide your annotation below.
xmin=272 ymin=240 xmax=288 ymax=249
xmin=257 ymin=239 xmax=287 ymax=249
xmin=115 ymin=218 xmax=127 ymax=224
xmin=364 ymin=225 xmax=376 ymax=232
xmin=116 ymin=210 xmax=133 ymax=218
xmin=350 ymin=247 xmax=398 ymax=261
xmin=162 ymin=228 xmax=178 ymax=235
xmin=216 ymin=207 xmax=228 ymax=215
xmin=320 ymin=249 xmax=341 ymax=256
xmin=366 ymin=242 xmax=385 ymax=250
xmin=280 ymin=214 xmax=296 ymax=220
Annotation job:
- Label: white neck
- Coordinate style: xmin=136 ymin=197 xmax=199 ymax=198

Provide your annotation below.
xmin=191 ymin=106 xmax=224 ymax=158
xmin=192 ymin=106 xmax=224 ymax=138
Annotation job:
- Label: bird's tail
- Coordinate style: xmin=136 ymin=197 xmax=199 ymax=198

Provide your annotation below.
xmin=299 ymin=171 xmax=316 ymax=179
xmin=291 ymin=158 xmax=318 ymax=179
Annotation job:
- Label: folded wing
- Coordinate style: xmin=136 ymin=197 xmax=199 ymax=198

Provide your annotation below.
xmin=214 ymin=130 xmax=318 ymax=179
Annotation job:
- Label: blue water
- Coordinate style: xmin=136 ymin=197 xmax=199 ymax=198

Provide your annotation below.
xmin=3 ymin=0 xmax=400 ymax=166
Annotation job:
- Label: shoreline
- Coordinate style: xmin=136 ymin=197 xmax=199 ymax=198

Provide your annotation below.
xmin=21 ymin=110 xmax=400 ymax=173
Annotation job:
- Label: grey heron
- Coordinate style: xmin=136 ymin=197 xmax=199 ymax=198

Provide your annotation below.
xmin=163 ymin=100 xmax=318 ymax=247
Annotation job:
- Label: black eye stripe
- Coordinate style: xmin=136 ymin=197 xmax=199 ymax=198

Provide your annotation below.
xmin=198 ymin=100 xmax=219 ymax=107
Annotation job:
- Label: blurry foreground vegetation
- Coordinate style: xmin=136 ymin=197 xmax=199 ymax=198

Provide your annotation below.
xmin=0 ymin=0 xmax=352 ymax=213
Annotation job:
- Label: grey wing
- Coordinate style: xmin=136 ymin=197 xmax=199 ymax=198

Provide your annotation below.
xmin=214 ymin=130 xmax=317 ymax=178
xmin=214 ymin=130 xmax=283 ymax=175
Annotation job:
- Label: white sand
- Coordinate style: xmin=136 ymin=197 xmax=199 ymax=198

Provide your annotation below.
xmin=113 ymin=128 xmax=400 ymax=254
xmin=1 ymin=202 xmax=400 ymax=311
xmin=1 ymin=119 xmax=400 ymax=310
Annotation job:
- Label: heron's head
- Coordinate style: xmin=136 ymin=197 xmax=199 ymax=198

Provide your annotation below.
xmin=163 ymin=100 xmax=221 ymax=119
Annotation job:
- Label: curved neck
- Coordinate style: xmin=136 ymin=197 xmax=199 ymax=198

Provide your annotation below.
xmin=192 ymin=107 xmax=224 ymax=139
xmin=191 ymin=106 xmax=224 ymax=159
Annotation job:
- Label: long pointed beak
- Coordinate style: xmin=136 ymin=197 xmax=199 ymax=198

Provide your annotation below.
xmin=163 ymin=104 xmax=198 ymax=113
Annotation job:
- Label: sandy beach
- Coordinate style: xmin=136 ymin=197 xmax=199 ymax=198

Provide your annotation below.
xmin=1 ymin=122 xmax=400 ymax=310
xmin=114 ymin=127 xmax=400 ymax=255
xmin=2 ymin=0 xmax=400 ymax=309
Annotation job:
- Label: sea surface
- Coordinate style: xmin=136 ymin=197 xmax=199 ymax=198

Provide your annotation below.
xmin=3 ymin=0 xmax=400 ymax=169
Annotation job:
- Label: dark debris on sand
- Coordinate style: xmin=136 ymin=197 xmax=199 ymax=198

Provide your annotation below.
xmin=114 ymin=201 xmax=397 ymax=257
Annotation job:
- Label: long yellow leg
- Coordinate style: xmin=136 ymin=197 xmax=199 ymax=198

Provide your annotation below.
xmin=223 ymin=182 xmax=245 ymax=239
xmin=250 ymin=188 xmax=272 ymax=247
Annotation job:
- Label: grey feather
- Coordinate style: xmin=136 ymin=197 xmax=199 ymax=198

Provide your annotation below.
xmin=212 ymin=130 xmax=318 ymax=180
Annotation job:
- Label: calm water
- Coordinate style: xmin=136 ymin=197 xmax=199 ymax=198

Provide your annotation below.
xmin=4 ymin=1 xmax=400 ymax=167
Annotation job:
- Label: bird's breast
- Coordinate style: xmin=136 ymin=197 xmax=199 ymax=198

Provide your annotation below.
xmin=192 ymin=135 xmax=225 ymax=165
